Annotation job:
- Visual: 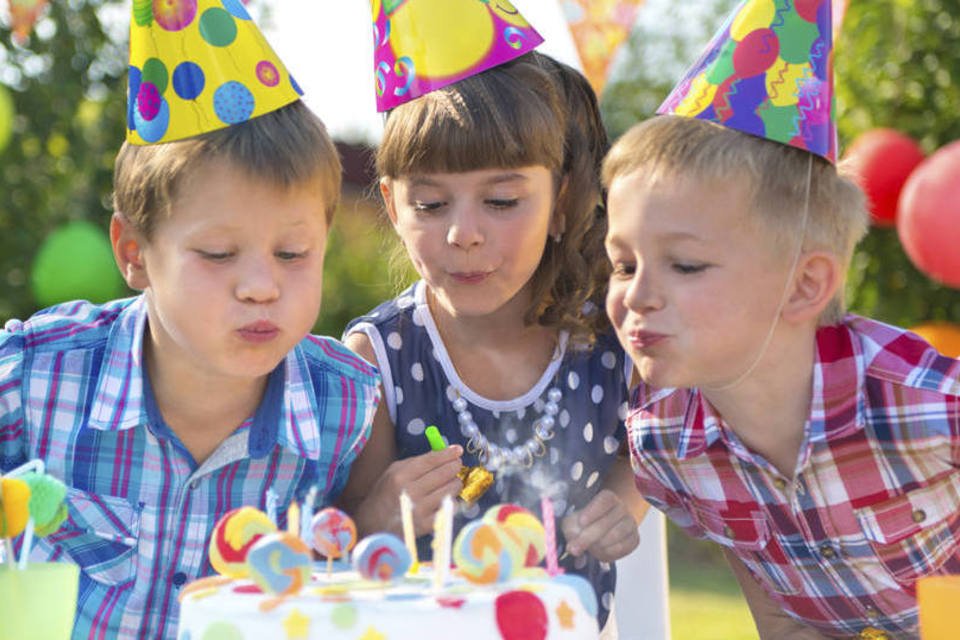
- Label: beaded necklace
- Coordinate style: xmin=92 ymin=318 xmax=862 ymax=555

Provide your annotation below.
xmin=452 ymin=385 xmax=562 ymax=472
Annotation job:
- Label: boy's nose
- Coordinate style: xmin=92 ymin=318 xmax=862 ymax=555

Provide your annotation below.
xmin=235 ymin=256 xmax=281 ymax=303
xmin=624 ymin=267 xmax=664 ymax=313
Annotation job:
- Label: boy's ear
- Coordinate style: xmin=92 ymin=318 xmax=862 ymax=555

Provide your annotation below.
xmin=781 ymin=251 xmax=842 ymax=324
xmin=110 ymin=213 xmax=149 ymax=291
xmin=379 ymin=178 xmax=399 ymax=226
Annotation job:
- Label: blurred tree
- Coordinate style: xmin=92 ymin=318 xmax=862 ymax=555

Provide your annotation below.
xmin=1 ymin=0 xmax=129 ymax=322
xmin=601 ymin=0 xmax=960 ymax=327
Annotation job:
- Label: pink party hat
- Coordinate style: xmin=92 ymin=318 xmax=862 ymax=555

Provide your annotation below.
xmin=370 ymin=0 xmax=544 ymax=112
xmin=127 ymin=0 xmax=303 ymax=145
xmin=658 ymin=0 xmax=837 ymax=163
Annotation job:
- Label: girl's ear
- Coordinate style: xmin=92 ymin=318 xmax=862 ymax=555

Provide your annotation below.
xmin=781 ymin=250 xmax=842 ymax=325
xmin=110 ymin=213 xmax=150 ymax=291
xmin=379 ymin=178 xmax=399 ymax=226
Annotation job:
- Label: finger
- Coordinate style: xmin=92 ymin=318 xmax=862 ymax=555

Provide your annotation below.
xmin=567 ymin=508 xmax=631 ymax=556
xmin=574 ymin=490 xmax=618 ymax=529
xmin=559 ymin=512 xmax=582 ymax=542
xmin=588 ymin=520 xmax=640 ymax=561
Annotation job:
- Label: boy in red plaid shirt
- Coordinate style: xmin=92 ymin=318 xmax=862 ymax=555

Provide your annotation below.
xmin=600 ymin=1 xmax=960 ymax=638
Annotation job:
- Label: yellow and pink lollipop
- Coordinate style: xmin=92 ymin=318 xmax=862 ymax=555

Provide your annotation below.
xmin=208 ymin=506 xmax=277 ymax=578
xmin=453 ymin=520 xmax=524 ymax=585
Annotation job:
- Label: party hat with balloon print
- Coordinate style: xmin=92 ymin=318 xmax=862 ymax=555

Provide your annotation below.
xmin=657 ymin=0 xmax=837 ymax=163
xmin=127 ymin=0 xmax=303 ymax=145
xmin=370 ymin=0 xmax=544 ymax=112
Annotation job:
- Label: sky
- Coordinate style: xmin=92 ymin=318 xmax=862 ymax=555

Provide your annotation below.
xmin=261 ymin=1 xmax=585 ymax=144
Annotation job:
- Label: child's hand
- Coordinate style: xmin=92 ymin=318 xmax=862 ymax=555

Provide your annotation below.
xmin=561 ymin=489 xmax=640 ymax=563
xmin=358 ymin=446 xmax=464 ymax=537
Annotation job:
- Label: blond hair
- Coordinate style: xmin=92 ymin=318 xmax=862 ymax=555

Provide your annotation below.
xmin=602 ymin=116 xmax=869 ymax=324
xmin=377 ymin=53 xmax=610 ymax=342
xmin=114 ymin=101 xmax=341 ymax=239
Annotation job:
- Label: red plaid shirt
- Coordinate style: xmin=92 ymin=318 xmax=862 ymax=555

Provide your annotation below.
xmin=627 ymin=315 xmax=960 ymax=638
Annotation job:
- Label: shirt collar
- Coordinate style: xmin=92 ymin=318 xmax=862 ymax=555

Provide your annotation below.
xmin=632 ymin=322 xmax=866 ymax=461
xmin=87 ymin=295 xmax=322 ymax=460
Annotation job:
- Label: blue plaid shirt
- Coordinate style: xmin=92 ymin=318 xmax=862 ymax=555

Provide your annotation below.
xmin=0 ymin=296 xmax=380 ymax=639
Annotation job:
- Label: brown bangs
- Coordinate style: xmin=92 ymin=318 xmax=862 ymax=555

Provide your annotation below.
xmin=377 ymin=56 xmax=565 ymax=179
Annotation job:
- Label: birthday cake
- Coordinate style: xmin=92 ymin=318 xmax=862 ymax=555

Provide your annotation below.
xmin=178 ymin=503 xmax=600 ymax=639
xmin=178 ymin=567 xmax=600 ymax=639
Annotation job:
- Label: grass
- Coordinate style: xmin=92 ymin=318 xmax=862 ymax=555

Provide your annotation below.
xmin=667 ymin=525 xmax=758 ymax=640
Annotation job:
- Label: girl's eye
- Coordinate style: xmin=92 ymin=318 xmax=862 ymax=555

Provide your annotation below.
xmin=198 ymin=250 xmax=234 ymax=261
xmin=413 ymin=201 xmax=444 ymax=212
xmin=486 ymin=198 xmax=519 ymax=210
xmin=672 ymin=263 xmax=708 ymax=275
xmin=276 ymin=250 xmax=308 ymax=261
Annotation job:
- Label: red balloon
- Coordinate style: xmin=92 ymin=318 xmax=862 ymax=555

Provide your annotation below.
xmin=897 ymin=140 xmax=960 ymax=288
xmin=843 ymin=128 xmax=925 ymax=226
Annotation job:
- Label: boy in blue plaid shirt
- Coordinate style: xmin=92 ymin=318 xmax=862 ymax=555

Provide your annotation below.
xmin=0 ymin=9 xmax=379 ymax=639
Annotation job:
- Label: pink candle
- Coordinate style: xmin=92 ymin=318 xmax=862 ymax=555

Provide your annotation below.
xmin=541 ymin=496 xmax=560 ymax=576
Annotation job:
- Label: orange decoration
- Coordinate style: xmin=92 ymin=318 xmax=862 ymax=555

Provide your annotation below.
xmin=561 ymin=0 xmax=646 ymax=96
xmin=909 ymin=323 xmax=960 ymax=358
xmin=8 ymin=0 xmax=50 ymax=45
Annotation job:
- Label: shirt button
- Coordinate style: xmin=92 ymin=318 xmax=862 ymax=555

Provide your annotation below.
xmin=723 ymin=525 xmax=735 ymax=539
xmin=172 ymin=572 xmax=188 ymax=587
xmin=912 ymin=509 xmax=926 ymax=524
xmin=773 ymin=478 xmax=787 ymax=491
xmin=865 ymin=606 xmax=880 ymax=621
xmin=189 ymin=480 xmax=200 ymax=491
xmin=820 ymin=544 xmax=836 ymax=559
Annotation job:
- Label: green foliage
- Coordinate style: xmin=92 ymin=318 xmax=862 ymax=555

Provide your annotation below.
xmin=836 ymin=0 xmax=960 ymax=326
xmin=602 ymin=0 xmax=960 ymax=329
xmin=316 ymin=197 xmax=416 ymax=338
xmin=1 ymin=0 xmax=129 ymax=322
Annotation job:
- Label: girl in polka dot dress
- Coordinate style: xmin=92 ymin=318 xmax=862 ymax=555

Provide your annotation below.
xmin=340 ymin=53 xmax=651 ymax=631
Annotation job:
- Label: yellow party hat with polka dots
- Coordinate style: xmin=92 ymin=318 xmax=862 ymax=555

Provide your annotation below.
xmin=127 ymin=0 xmax=303 ymax=145
xmin=370 ymin=0 xmax=544 ymax=112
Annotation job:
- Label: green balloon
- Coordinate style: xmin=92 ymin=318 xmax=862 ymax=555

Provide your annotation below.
xmin=199 ymin=8 xmax=238 ymax=47
xmin=0 ymin=84 xmax=14 ymax=154
xmin=142 ymin=58 xmax=169 ymax=95
xmin=30 ymin=221 xmax=126 ymax=308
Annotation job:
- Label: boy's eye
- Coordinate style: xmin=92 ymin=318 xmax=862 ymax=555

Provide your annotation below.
xmin=485 ymin=198 xmax=519 ymax=210
xmin=672 ymin=262 xmax=708 ymax=275
xmin=197 ymin=250 xmax=234 ymax=261
xmin=276 ymin=250 xmax=309 ymax=261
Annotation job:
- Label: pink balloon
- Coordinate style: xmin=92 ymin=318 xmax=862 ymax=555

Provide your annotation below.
xmin=897 ymin=140 xmax=960 ymax=288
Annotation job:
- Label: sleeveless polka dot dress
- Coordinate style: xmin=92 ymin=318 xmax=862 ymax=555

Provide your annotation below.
xmin=345 ymin=281 xmax=632 ymax=627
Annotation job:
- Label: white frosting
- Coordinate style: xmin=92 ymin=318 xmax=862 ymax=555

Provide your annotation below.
xmin=179 ymin=567 xmax=599 ymax=639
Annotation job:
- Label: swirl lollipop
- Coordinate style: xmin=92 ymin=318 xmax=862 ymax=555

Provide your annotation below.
xmin=353 ymin=533 xmax=412 ymax=581
xmin=246 ymin=532 xmax=312 ymax=596
xmin=483 ymin=504 xmax=546 ymax=567
xmin=310 ymin=507 xmax=357 ymax=559
xmin=209 ymin=507 xmax=277 ymax=578
xmin=453 ymin=520 xmax=524 ymax=585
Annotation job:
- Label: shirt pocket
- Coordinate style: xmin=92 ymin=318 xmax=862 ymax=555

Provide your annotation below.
xmin=43 ymin=488 xmax=140 ymax=586
xmin=854 ymin=472 xmax=960 ymax=585
xmin=689 ymin=503 xmax=803 ymax=596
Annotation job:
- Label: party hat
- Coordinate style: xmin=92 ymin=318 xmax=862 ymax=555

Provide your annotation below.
xmin=657 ymin=0 xmax=837 ymax=163
xmin=127 ymin=0 xmax=303 ymax=145
xmin=370 ymin=0 xmax=544 ymax=112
